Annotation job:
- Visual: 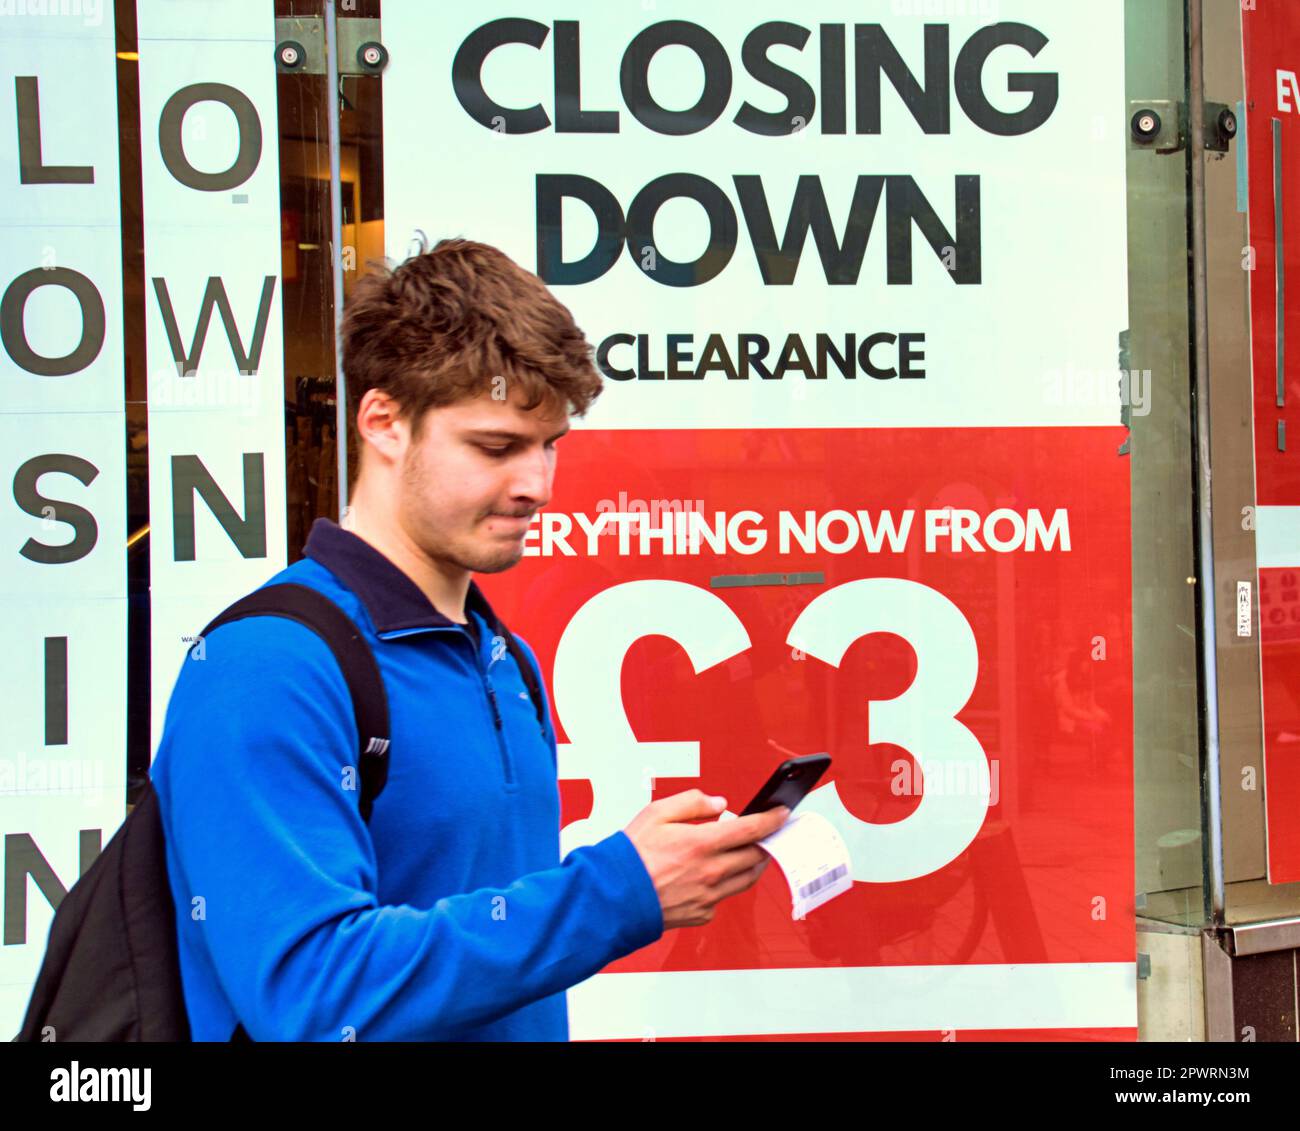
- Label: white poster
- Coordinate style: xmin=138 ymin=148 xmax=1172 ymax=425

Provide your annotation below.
xmin=383 ymin=0 xmax=1128 ymax=433
xmin=0 ymin=1 xmax=127 ymax=1038
xmin=382 ymin=1 xmax=1135 ymax=1041
xmin=137 ymin=0 xmax=287 ymax=755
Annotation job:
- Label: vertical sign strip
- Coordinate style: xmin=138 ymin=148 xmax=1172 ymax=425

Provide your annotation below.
xmin=0 ymin=1 xmax=128 ymax=1037
xmin=1274 ymin=117 xmax=1285 ymax=409
xmin=137 ymin=0 xmax=287 ymax=757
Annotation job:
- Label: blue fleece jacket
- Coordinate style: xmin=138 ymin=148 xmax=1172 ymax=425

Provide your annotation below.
xmin=150 ymin=518 xmax=664 ymax=1041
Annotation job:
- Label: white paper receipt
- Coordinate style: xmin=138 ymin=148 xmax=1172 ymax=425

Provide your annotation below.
xmin=719 ymin=809 xmax=854 ymax=919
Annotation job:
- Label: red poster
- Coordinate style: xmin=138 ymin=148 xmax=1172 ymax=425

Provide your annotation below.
xmin=484 ymin=426 xmax=1135 ymax=1039
xmin=1244 ymin=3 xmax=1300 ymax=883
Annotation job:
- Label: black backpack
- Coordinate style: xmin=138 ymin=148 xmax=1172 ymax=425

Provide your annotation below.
xmin=13 ymin=581 xmax=544 ymax=1042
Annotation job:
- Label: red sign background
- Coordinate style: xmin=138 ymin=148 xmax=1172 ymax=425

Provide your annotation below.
xmin=483 ymin=425 xmax=1135 ymax=1039
xmin=1244 ymin=2 xmax=1300 ymax=883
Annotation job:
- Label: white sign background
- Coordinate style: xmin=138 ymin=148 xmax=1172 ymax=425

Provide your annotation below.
xmin=0 ymin=3 xmax=127 ymax=1038
xmin=137 ymin=0 xmax=287 ymax=755
xmin=383 ymin=0 xmax=1129 ymax=433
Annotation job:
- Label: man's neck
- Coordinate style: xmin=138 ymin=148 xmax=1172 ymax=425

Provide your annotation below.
xmin=340 ymin=499 xmax=471 ymax=625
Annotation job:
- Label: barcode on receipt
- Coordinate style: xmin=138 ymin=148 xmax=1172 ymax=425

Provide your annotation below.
xmin=798 ymin=864 xmax=848 ymax=900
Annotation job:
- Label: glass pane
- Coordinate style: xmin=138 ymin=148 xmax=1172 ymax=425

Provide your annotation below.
xmin=1124 ymin=1 xmax=1204 ymax=928
xmin=372 ymin=1 xmax=1200 ymax=1038
xmin=3 ymin=0 xmax=1245 ymax=1045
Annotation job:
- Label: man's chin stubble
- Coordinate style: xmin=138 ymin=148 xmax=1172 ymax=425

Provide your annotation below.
xmin=466 ymin=544 xmax=525 ymax=574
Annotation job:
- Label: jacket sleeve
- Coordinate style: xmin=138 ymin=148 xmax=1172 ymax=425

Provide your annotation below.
xmin=155 ymin=614 xmax=664 ymax=1041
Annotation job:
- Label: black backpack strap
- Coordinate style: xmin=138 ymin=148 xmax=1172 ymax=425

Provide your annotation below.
xmin=199 ymin=583 xmax=391 ymax=824
xmin=200 ymin=583 xmax=390 ymax=1047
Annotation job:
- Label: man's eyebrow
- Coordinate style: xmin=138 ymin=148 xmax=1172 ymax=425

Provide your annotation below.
xmin=464 ymin=425 xmax=570 ymax=443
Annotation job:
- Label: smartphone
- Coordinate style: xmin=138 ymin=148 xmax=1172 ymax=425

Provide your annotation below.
xmin=739 ymin=753 xmax=832 ymax=817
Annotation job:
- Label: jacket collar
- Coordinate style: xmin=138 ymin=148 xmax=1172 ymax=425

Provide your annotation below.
xmin=303 ymin=517 xmax=504 ymax=638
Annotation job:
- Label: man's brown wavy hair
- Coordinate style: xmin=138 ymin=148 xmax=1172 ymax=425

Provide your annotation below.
xmin=341 ymin=238 xmax=603 ymax=460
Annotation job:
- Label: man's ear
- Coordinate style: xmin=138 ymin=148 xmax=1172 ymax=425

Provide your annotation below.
xmin=355 ymin=389 xmax=407 ymax=465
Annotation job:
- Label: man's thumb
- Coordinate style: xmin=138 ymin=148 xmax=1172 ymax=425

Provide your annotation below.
xmin=660 ymin=789 xmax=727 ymax=821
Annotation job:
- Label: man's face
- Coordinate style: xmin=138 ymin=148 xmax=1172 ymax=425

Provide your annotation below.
xmin=395 ymin=385 xmax=569 ymax=575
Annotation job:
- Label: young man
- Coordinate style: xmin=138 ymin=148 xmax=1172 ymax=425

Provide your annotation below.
xmin=150 ymin=238 xmax=789 ymax=1041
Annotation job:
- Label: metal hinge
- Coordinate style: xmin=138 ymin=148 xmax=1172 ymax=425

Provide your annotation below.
xmin=274 ymin=16 xmax=386 ymax=76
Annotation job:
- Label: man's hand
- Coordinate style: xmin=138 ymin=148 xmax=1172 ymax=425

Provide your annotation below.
xmin=623 ymin=789 xmax=791 ymax=929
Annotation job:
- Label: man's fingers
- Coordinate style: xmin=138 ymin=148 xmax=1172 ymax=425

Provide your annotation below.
xmin=710 ymin=805 xmax=791 ymax=849
xmin=711 ymin=855 xmax=771 ymax=901
xmin=708 ymin=844 xmax=768 ymax=882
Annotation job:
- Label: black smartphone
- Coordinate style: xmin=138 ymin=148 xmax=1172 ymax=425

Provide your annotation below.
xmin=739 ymin=754 xmax=832 ymax=817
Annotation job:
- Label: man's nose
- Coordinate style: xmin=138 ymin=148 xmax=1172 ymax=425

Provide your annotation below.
xmin=510 ymin=446 xmax=552 ymax=505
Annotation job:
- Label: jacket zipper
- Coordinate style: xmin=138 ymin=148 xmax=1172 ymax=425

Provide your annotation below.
xmin=379 ymin=621 xmax=517 ymax=789
xmin=465 ymin=622 xmax=516 ymax=788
